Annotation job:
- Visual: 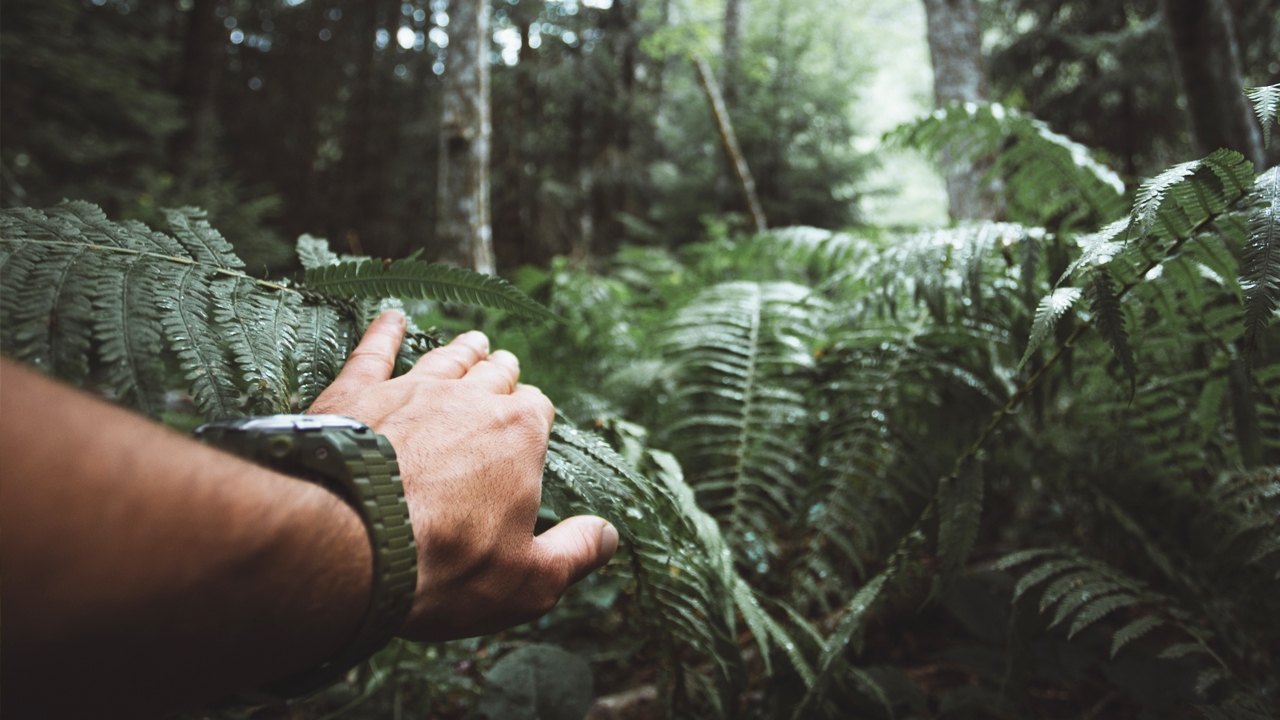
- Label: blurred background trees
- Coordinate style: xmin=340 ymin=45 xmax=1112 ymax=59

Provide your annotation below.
xmin=0 ymin=0 xmax=1276 ymax=269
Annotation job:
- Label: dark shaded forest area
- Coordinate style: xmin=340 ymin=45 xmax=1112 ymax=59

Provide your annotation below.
xmin=3 ymin=0 xmax=1280 ymax=718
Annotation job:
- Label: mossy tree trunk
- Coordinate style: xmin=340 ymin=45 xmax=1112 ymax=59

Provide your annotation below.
xmin=437 ymin=0 xmax=495 ymax=275
xmin=922 ymin=0 xmax=1002 ymax=221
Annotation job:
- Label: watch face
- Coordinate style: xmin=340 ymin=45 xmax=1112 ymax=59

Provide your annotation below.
xmin=195 ymin=414 xmax=370 ymax=434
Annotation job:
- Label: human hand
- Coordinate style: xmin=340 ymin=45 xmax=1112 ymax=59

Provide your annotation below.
xmin=308 ymin=311 xmax=618 ymax=641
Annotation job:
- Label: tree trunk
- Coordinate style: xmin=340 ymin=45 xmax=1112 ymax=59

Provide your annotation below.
xmin=333 ymin=0 xmax=390 ymax=257
xmin=922 ymin=0 xmax=1000 ymax=221
xmin=721 ymin=0 xmax=746 ymax=108
xmin=437 ymin=0 xmax=495 ymax=274
xmin=169 ymin=0 xmax=221 ymax=186
xmin=694 ymin=54 xmax=767 ymax=233
xmin=1160 ymin=0 xmax=1265 ymax=168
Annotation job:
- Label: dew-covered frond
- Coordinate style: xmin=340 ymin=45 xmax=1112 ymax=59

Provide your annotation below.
xmin=1243 ymin=167 xmax=1280 ymax=352
xmin=541 ymin=422 xmax=815 ymax=714
xmin=1132 ymin=149 xmax=1253 ymax=242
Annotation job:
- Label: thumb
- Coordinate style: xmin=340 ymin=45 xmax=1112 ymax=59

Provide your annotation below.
xmin=533 ymin=516 xmax=619 ymax=587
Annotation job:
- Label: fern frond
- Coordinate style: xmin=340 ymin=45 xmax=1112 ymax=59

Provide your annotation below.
xmin=1066 ymin=592 xmax=1143 ymax=639
xmin=1242 ymin=166 xmax=1280 ymax=352
xmin=162 ymin=207 xmax=244 ymax=270
xmin=890 ymin=102 xmax=1126 ymax=226
xmin=305 ymin=259 xmax=557 ymax=322
xmin=1134 ymin=159 xmax=1205 ymax=235
xmin=217 ymin=279 xmax=295 ymax=414
xmin=1062 ymin=218 xmax=1129 ymax=285
xmin=1003 ymin=548 xmax=1226 ymax=683
xmin=1203 ymin=467 xmax=1280 ymax=572
xmin=161 ymin=265 xmax=242 ymax=419
xmin=1086 ymin=267 xmax=1137 ymax=392
xmin=1111 ymin=615 xmax=1166 ymax=658
xmin=1020 ymin=287 xmax=1081 ymax=368
xmin=542 ymin=424 xmax=744 ymax=713
xmin=293 ymin=302 xmax=352 ymax=411
xmin=1245 ymin=84 xmax=1280 ymax=149
xmin=0 ymin=223 xmax=101 ymax=385
xmin=935 ymin=459 xmax=984 ymax=590
xmin=662 ymin=281 xmax=821 ymax=569
xmin=96 ymin=255 xmax=168 ymax=416
xmin=1133 ymin=150 xmax=1253 ymax=242
xmin=296 ymin=233 xmax=340 ymax=270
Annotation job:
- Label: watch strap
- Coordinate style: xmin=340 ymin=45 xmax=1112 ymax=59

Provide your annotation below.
xmin=261 ymin=429 xmax=418 ymax=698
xmin=194 ymin=416 xmax=418 ymax=702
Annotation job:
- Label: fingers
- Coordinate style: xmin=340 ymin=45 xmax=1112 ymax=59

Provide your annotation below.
xmin=412 ymin=331 xmax=489 ymax=379
xmin=330 ymin=310 xmax=406 ymax=389
xmin=513 ymin=384 xmax=555 ymax=431
xmin=464 ymin=351 xmax=520 ymax=394
xmin=533 ymin=516 xmax=619 ymax=589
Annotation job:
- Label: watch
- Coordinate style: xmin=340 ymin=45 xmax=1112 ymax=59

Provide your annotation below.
xmin=193 ymin=414 xmax=419 ymax=700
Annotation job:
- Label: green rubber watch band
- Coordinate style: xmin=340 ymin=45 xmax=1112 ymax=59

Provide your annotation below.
xmin=194 ymin=415 xmax=418 ymax=701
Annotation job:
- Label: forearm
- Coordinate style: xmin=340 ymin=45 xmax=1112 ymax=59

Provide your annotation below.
xmin=0 ymin=359 xmax=372 ymax=718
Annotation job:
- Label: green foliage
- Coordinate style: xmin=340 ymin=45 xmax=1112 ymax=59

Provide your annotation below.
xmin=890 ymin=101 xmax=1126 ymax=229
xmin=1246 ymin=84 xmax=1280 ymax=148
xmin=8 ymin=99 xmax=1280 ymax=720
xmin=1243 ymin=166 xmax=1280 ymax=352
xmin=0 ymin=203 xmax=569 ymax=417
xmin=476 ymin=644 xmax=593 ymax=720
xmin=305 ymin=258 xmax=559 ymax=323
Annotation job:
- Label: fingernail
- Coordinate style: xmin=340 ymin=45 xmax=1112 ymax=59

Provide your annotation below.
xmin=454 ymin=330 xmax=489 ymax=355
xmin=382 ymin=308 xmax=406 ymax=326
xmin=598 ymin=522 xmax=619 ymax=563
xmin=490 ymin=349 xmax=519 ymax=370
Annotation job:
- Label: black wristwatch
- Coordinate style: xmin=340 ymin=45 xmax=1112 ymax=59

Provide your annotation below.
xmin=194 ymin=415 xmax=418 ymax=700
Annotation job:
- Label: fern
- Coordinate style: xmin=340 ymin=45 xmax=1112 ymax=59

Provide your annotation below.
xmin=935 ymin=458 xmax=984 ymax=590
xmin=540 ymin=421 xmax=813 ymax=714
xmin=1243 ymin=166 xmax=1280 ymax=353
xmin=890 ymin=101 xmax=1126 ymax=228
xmin=1020 ymin=287 xmax=1081 ymax=367
xmin=1245 ymin=84 xmax=1280 ymax=149
xmin=1085 ymin=266 xmax=1138 ymax=391
xmin=0 ymin=204 xmax=499 ymax=419
xmin=305 ymin=258 xmax=558 ymax=322
xmin=661 ymin=280 xmax=822 ymax=572
xmin=998 ymin=548 xmax=1227 ymax=692
xmin=164 ymin=267 xmax=244 ymax=418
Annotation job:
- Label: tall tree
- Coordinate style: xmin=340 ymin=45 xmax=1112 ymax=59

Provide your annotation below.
xmin=169 ymin=0 xmax=221 ymax=187
xmin=695 ymin=54 xmax=767 ymax=233
xmin=922 ymin=0 xmax=1000 ymax=220
xmin=1160 ymin=0 xmax=1265 ymax=168
xmin=721 ymin=0 xmax=747 ymax=107
xmin=437 ymin=0 xmax=495 ymax=274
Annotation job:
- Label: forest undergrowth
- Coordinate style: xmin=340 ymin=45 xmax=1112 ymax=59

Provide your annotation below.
xmin=2 ymin=88 xmax=1280 ymax=720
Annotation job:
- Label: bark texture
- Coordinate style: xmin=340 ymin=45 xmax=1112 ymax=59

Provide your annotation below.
xmin=721 ymin=0 xmax=747 ymax=107
xmin=694 ymin=54 xmax=767 ymax=233
xmin=1161 ymin=0 xmax=1265 ymax=168
xmin=437 ymin=0 xmax=496 ymax=274
xmin=922 ymin=0 xmax=1001 ymax=221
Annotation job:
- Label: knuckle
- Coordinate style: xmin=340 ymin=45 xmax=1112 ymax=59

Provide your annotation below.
xmin=348 ymin=348 xmax=395 ymax=374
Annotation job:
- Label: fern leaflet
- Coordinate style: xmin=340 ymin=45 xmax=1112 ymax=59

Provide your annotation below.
xmin=1245 ymin=84 xmax=1280 ymax=148
xmin=1243 ymin=166 xmax=1280 ymax=352
xmin=305 ymin=259 xmax=557 ymax=322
